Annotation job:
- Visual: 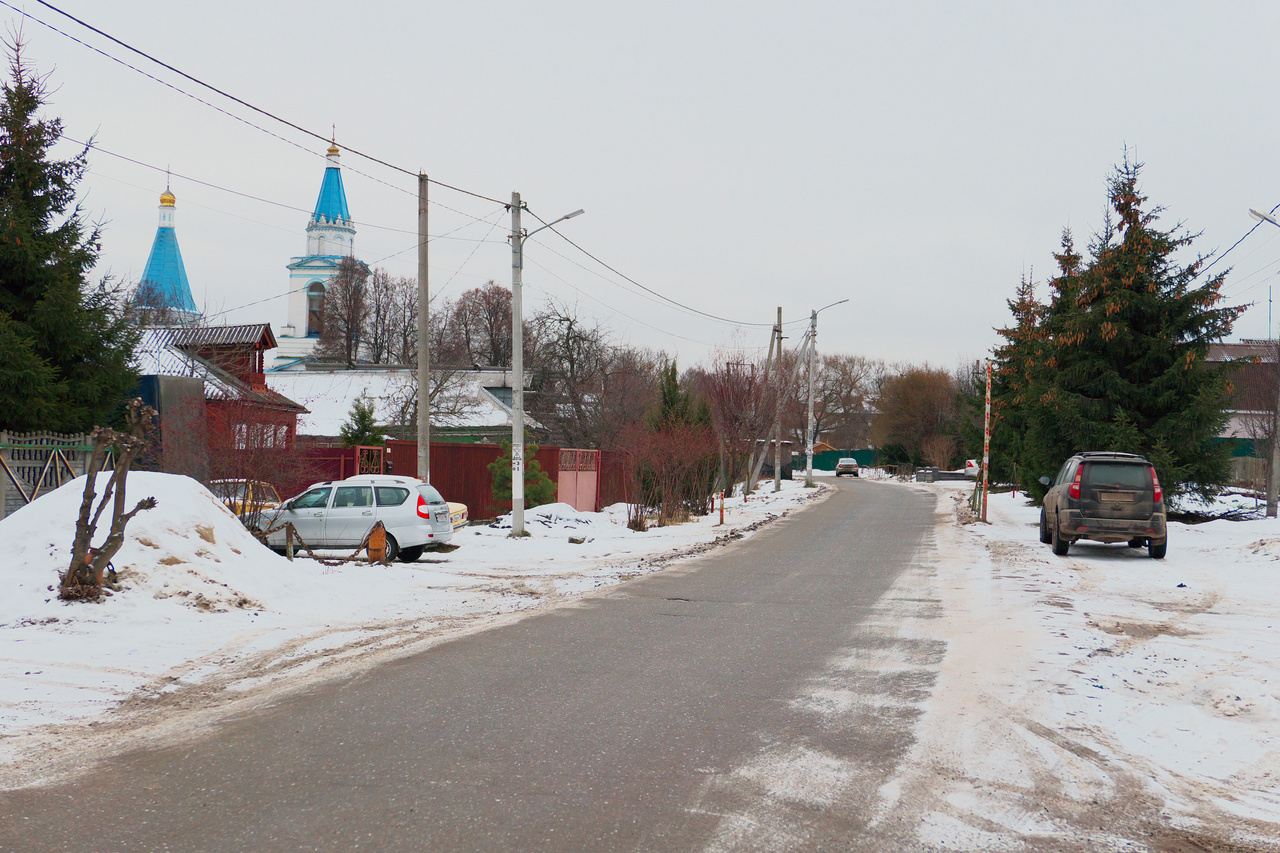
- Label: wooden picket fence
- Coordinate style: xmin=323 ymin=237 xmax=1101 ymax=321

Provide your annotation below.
xmin=0 ymin=431 xmax=114 ymax=520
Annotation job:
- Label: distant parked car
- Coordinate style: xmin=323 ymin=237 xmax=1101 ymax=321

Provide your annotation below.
xmin=266 ymin=474 xmax=455 ymax=562
xmin=210 ymin=479 xmax=281 ymax=531
xmin=1039 ymin=451 xmax=1167 ymax=559
xmin=964 ymin=459 xmax=980 ymax=478
xmin=448 ymin=502 xmax=469 ymax=530
xmin=835 ymin=458 xmax=860 ymax=477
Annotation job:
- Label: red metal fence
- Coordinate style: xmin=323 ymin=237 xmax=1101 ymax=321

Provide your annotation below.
xmin=283 ymin=441 xmax=628 ymax=521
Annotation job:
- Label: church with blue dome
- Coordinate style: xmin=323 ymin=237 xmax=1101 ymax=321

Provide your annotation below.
xmin=134 ymin=187 xmax=200 ymax=325
xmin=274 ymin=142 xmax=364 ymax=365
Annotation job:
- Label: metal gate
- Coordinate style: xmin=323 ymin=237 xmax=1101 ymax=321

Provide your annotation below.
xmin=557 ymin=449 xmax=599 ymax=512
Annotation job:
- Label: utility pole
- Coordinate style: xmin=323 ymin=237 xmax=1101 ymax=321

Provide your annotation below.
xmin=773 ymin=307 xmax=783 ymax=493
xmin=982 ymin=358 xmax=992 ymax=523
xmin=416 ymin=173 xmax=430 ymax=482
xmin=805 ymin=310 xmax=817 ymax=487
xmin=1264 ymin=340 xmax=1274 ymax=517
xmin=510 ymin=192 xmax=526 ymax=536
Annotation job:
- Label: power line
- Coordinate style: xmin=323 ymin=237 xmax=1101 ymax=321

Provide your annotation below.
xmin=525 ymin=207 xmax=807 ymax=330
xmin=24 ymin=1 xmax=818 ymax=340
xmin=29 ymin=0 xmax=507 ymax=205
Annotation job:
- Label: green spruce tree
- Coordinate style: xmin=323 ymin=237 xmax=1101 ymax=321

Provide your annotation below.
xmin=1016 ymin=159 xmax=1243 ymax=502
xmin=339 ymin=397 xmax=388 ymax=447
xmin=0 ymin=42 xmax=138 ymax=432
xmin=488 ymin=440 xmax=556 ymax=509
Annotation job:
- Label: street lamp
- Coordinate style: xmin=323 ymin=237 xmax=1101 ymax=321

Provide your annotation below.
xmin=804 ymin=299 xmax=849 ymax=487
xmin=510 ymin=192 xmax=584 ymax=537
xmin=1250 ymin=207 xmax=1280 ymax=518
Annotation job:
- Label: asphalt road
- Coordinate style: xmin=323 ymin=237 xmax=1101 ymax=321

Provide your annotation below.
xmin=0 ymin=479 xmax=937 ymax=852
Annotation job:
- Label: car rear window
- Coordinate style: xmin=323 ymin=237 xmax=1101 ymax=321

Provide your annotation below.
xmin=1084 ymin=463 xmax=1151 ymax=490
xmin=416 ymin=485 xmax=446 ymax=505
xmin=376 ymin=487 xmax=410 ymax=507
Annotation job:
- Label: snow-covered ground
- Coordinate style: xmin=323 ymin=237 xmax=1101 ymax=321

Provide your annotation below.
xmin=5 ymin=470 xmax=1280 ymax=848
xmin=882 ymin=479 xmax=1280 ymax=849
xmin=0 ymin=471 xmax=818 ymax=789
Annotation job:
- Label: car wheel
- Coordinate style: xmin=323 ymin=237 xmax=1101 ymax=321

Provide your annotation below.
xmin=1050 ymin=514 xmax=1070 ymax=556
xmin=1039 ymin=508 xmax=1052 ymax=544
xmin=397 ymin=545 xmax=425 ymax=563
xmin=852 ymin=471 xmax=859 ymax=477
xmin=383 ymin=534 xmax=399 ymax=563
xmin=1148 ymin=538 xmax=1167 ymax=559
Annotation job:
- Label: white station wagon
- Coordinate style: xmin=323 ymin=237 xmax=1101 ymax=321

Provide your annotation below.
xmin=266 ymin=474 xmax=454 ymax=562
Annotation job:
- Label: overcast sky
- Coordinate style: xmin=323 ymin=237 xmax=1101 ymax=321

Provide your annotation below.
xmin=9 ymin=1 xmax=1280 ymax=369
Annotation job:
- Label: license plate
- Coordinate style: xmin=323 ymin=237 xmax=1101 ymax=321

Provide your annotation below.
xmin=1100 ymin=492 xmax=1134 ymax=502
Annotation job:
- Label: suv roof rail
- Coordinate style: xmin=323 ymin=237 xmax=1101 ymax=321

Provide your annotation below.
xmin=1079 ymin=451 xmax=1147 ymax=459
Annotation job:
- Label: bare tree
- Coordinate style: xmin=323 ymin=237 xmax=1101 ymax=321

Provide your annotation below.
xmin=527 ymin=300 xmax=661 ymax=448
xmin=449 ymin=282 xmax=513 ymax=368
xmin=811 ymin=354 xmax=882 ymax=449
xmin=62 ymin=398 xmax=158 ymax=601
xmin=314 ymin=257 xmax=369 ymax=367
xmin=695 ymin=353 xmax=776 ymax=495
xmin=871 ymin=365 xmax=959 ymax=464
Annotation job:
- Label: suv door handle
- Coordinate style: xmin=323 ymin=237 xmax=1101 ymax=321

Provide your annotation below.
xmin=362 ymin=510 xmax=372 ymax=516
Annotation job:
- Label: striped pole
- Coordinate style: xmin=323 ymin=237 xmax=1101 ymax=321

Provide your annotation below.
xmin=982 ymin=358 xmax=992 ymax=523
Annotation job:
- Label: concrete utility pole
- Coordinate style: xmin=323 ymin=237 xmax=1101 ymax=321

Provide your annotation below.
xmin=803 ymin=299 xmax=848 ymax=488
xmin=1249 ymin=209 xmax=1280 ymax=517
xmin=510 ymin=192 xmax=526 ymax=536
xmin=509 ymin=195 xmax=584 ymax=536
xmin=805 ymin=311 xmax=817 ymax=487
xmin=1264 ymin=340 xmax=1274 ymax=517
xmin=773 ymin=307 xmax=783 ymax=493
xmin=416 ymin=173 xmax=430 ymax=482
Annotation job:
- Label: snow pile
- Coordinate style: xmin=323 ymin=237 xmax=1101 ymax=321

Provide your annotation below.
xmin=0 ymin=472 xmax=283 ymax=620
xmin=487 ymin=501 xmax=609 ymax=531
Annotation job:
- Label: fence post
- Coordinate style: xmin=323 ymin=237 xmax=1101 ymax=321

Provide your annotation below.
xmin=0 ymin=431 xmax=7 ymax=520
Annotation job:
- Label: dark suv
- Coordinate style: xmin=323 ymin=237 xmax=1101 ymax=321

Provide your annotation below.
xmin=1038 ymin=452 xmax=1167 ymax=559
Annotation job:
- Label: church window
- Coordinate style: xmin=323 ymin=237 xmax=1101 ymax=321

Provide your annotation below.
xmin=307 ymin=282 xmax=326 ymax=337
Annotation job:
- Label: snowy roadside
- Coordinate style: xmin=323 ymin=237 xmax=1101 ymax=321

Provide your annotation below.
xmin=882 ymin=478 xmax=1280 ymax=850
xmin=0 ymin=471 xmax=825 ymax=790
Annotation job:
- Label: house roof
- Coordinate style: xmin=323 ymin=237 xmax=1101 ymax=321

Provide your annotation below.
xmin=153 ymin=323 xmax=278 ymax=350
xmin=1209 ymin=340 xmax=1277 ymax=362
xmin=136 ymin=328 xmax=306 ymax=413
xmin=266 ymin=367 xmax=543 ymax=436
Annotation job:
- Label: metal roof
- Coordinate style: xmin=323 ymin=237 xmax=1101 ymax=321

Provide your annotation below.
xmin=312 ymin=165 xmax=350 ymax=224
xmin=167 ymin=324 xmax=278 ymax=350
xmin=138 ymin=225 xmax=199 ymax=316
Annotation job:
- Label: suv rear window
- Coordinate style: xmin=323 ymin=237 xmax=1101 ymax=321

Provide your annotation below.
xmin=376 ymin=487 xmax=410 ymax=507
xmin=417 ymin=485 xmax=446 ymax=505
xmin=1084 ymin=463 xmax=1151 ymax=490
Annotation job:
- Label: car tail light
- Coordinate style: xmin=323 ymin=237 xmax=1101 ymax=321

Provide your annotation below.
xmin=1068 ymin=468 xmax=1082 ymax=500
xmin=1151 ymin=466 xmax=1162 ymax=503
xmin=416 ymin=494 xmax=431 ymax=519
